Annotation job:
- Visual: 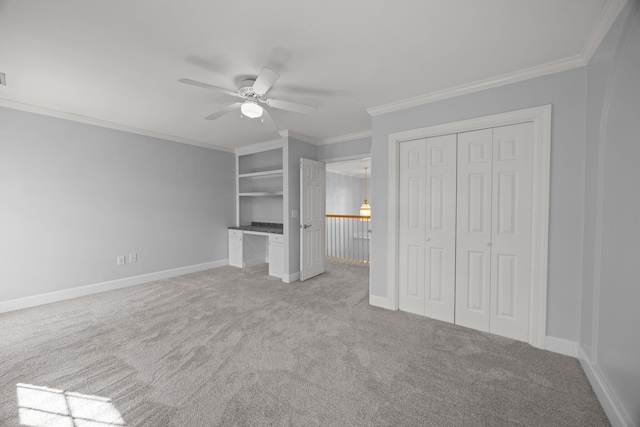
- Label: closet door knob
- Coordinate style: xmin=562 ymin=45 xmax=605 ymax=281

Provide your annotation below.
xmin=426 ymin=237 xmax=431 ymax=242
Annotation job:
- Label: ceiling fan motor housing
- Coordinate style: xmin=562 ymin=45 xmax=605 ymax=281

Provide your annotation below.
xmin=238 ymin=79 xmax=258 ymax=98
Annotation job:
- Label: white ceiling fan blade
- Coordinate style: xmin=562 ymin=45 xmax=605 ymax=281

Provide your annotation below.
xmin=205 ymin=102 xmax=242 ymax=120
xmin=266 ymin=98 xmax=317 ymax=115
xmin=178 ymin=78 xmax=239 ymax=97
xmin=252 ymin=68 xmax=280 ymax=95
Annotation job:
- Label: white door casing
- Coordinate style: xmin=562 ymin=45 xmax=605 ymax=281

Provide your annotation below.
xmin=489 ymin=122 xmax=534 ymax=341
xmin=455 ymin=128 xmax=493 ymax=332
xmin=300 ymin=158 xmax=326 ymax=281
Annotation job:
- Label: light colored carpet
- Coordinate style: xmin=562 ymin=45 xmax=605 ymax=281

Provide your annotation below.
xmin=0 ymin=260 xmax=608 ymax=426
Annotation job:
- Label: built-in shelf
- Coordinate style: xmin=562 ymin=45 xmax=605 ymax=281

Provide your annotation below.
xmin=239 ymin=191 xmax=284 ymax=197
xmin=238 ymin=169 xmax=284 ymax=179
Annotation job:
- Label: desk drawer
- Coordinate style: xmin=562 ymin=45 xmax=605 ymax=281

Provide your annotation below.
xmin=228 ymin=229 xmax=242 ymax=238
xmin=269 ymin=234 xmax=284 ymax=243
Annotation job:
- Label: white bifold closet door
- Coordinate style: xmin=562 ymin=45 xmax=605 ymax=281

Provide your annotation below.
xmin=398 ymin=122 xmax=534 ymax=342
xmin=455 ymin=128 xmax=493 ymax=332
xmin=399 ymin=134 xmax=457 ymax=322
xmin=489 ymin=123 xmax=533 ymax=341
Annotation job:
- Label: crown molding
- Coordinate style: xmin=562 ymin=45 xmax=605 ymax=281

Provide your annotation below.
xmin=318 ymin=130 xmax=372 ymax=145
xmin=0 ymin=98 xmax=234 ymax=153
xmin=581 ymin=0 xmax=629 ymax=63
xmin=367 ymin=0 xmax=628 ymax=119
xmin=367 ymin=55 xmax=586 ymax=117
xmin=278 ymin=129 xmax=317 ymax=145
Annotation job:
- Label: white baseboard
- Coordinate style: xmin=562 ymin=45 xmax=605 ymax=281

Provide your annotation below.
xmin=0 ymin=259 xmax=228 ymax=314
xmin=545 ymin=336 xmax=579 ymax=357
xmin=282 ymin=271 xmax=300 ymax=283
xmin=578 ymin=346 xmax=635 ymax=427
xmin=369 ymin=294 xmax=392 ymax=310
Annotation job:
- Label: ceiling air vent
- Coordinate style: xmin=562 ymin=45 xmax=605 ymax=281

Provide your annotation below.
xmin=0 ymin=72 xmax=5 ymax=86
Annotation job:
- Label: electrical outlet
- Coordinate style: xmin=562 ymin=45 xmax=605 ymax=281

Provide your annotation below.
xmin=116 ymin=256 xmax=126 ymax=266
xmin=128 ymin=253 xmax=137 ymax=263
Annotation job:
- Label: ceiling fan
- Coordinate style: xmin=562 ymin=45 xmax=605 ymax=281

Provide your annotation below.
xmin=179 ymin=67 xmax=317 ymax=123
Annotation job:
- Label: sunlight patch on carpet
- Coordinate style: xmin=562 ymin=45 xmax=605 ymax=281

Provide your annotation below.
xmin=17 ymin=383 xmax=125 ymax=427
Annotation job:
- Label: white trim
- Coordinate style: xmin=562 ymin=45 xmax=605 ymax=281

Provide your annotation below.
xmin=367 ymin=56 xmax=584 ymax=117
xmin=582 ymin=0 xmax=629 ymax=63
xmin=318 ymin=130 xmax=372 ymax=145
xmin=369 ymin=294 xmax=392 ymax=310
xmin=545 ymin=336 xmax=578 ymax=357
xmin=386 ymin=105 xmax=551 ymax=349
xmin=278 ymin=129 xmax=317 ymax=145
xmin=282 ymin=271 xmax=300 ymax=283
xmin=578 ymin=345 xmax=635 ymax=427
xmin=0 ymin=98 xmax=234 ymax=153
xmin=235 ymin=137 xmax=284 ymax=156
xmin=0 ymin=259 xmax=228 ymax=314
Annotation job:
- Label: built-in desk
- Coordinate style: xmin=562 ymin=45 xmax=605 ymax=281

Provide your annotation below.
xmin=228 ymin=223 xmax=284 ymax=279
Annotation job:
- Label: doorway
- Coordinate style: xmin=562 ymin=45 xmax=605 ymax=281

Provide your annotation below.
xmin=325 ymin=157 xmax=372 ymax=264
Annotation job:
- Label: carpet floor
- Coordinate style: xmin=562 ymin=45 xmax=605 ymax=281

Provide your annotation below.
xmin=0 ymin=260 xmax=608 ymax=426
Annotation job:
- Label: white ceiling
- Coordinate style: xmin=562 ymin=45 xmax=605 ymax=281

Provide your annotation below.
xmin=0 ymin=0 xmax=624 ymax=151
xmin=326 ymin=158 xmax=371 ymax=179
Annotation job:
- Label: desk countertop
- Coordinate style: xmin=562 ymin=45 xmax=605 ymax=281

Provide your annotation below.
xmin=229 ymin=223 xmax=283 ymax=235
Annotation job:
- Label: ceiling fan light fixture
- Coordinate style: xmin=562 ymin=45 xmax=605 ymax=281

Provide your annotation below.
xmin=240 ymin=99 xmax=263 ymax=118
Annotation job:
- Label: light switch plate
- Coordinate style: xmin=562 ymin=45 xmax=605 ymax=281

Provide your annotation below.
xmin=116 ymin=256 xmax=126 ymax=266
xmin=292 ymin=210 xmax=298 ymax=218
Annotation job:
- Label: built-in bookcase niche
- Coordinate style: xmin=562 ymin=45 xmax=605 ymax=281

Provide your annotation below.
xmin=239 ymin=197 xmax=284 ymax=225
xmin=238 ymin=148 xmax=283 ymax=175
xmin=237 ymin=146 xmax=284 ymax=226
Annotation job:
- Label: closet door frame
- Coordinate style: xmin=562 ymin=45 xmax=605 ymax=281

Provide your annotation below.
xmin=384 ymin=105 xmax=551 ymax=349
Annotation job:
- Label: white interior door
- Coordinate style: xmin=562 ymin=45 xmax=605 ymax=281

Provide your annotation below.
xmin=424 ymin=134 xmax=457 ymax=322
xmin=455 ymin=128 xmax=493 ymax=332
xmin=398 ymin=139 xmax=427 ymax=315
xmin=300 ymin=158 xmax=326 ymax=281
xmin=489 ymin=122 xmax=534 ymax=341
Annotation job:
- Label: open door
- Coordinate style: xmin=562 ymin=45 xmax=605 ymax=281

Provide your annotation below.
xmin=300 ymin=158 xmax=326 ymax=281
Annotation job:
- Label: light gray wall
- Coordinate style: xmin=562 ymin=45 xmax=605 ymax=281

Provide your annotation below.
xmin=370 ymin=67 xmax=587 ymax=342
xmin=326 ymin=171 xmax=365 ymax=215
xmin=0 ymin=107 xmax=235 ymax=302
xmin=317 ymin=136 xmax=371 ymax=161
xmin=580 ymin=0 xmax=629 ymax=358
xmin=581 ymin=1 xmax=640 ymax=423
xmin=285 ymin=137 xmax=318 ymax=276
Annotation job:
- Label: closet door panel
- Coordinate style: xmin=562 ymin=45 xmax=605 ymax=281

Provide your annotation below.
xmin=398 ymin=139 xmax=427 ymax=315
xmin=490 ymin=123 xmax=534 ymax=341
xmin=424 ymin=134 xmax=457 ymax=322
xmin=455 ymin=129 xmax=493 ymax=332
